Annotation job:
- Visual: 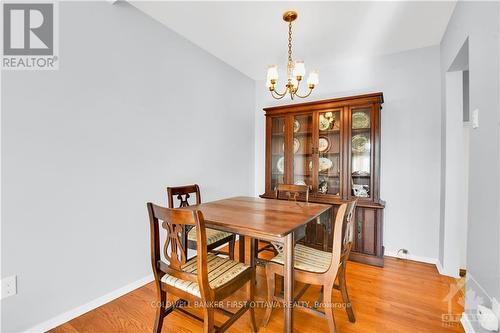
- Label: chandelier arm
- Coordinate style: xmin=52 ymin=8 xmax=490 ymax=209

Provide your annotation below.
xmin=294 ymin=87 xmax=314 ymax=99
xmin=270 ymin=89 xmax=287 ymax=100
xmin=271 ymin=85 xmax=289 ymax=97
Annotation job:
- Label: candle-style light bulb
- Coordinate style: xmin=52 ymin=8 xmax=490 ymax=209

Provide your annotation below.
xmin=292 ymin=60 xmax=305 ymax=79
xmin=267 ymin=65 xmax=279 ymax=82
xmin=307 ymin=70 xmax=319 ymax=86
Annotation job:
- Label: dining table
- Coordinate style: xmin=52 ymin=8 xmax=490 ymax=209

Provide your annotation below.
xmin=183 ymin=196 xmax=332 ymax=333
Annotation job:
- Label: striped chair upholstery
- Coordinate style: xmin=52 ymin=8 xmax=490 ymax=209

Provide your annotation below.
xmin=187 ymin=227 xmax=233 ymax=246
xmin=270 ymin=243 xmax=332 ymax=273
xmin=161 ymin=253 xmax=249 ymax=297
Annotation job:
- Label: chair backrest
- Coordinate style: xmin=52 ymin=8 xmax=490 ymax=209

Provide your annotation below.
xmin=326 ymin=203 xmax=348 ymax=276
xmin=167 ymin=184 xmax=201 ymax=208
xmin=147 ymin=203 xmax=211 ymax=299
xmin=341 ymin=200 xmax=357 ymax=264
xmin=275 ymin=184 xmax=309 ymax=202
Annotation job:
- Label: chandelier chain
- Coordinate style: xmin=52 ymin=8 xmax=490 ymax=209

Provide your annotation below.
xmin=288 ymin=21 xmax=293 ymax=64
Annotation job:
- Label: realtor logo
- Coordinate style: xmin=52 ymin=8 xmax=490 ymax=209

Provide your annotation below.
xmin=2 ymin=2 xmax=58 ymax=70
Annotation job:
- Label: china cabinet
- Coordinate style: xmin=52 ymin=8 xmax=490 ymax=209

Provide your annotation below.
xmin=261 ymin=93 xmax=385 ymax=266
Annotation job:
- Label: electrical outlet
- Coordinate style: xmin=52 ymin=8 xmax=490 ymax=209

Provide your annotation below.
xmin=1 ymin=275 xmax=17 ymax=299
xmin=492 ymin=298 xmax=500 ymax=322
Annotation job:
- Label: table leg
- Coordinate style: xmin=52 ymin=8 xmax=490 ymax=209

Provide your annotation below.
xmin=283 ymin=232 xmax=294 ymax=333
xmin=239 ymin=235 xmax=246 ymax=263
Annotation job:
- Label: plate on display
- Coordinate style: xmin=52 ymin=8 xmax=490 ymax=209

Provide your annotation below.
xmin=293 ymin=138 xmax=300 ymax=153
xmin=318 ymin=136 xmax=331 ymax=153
xmin=294 ymin=179 xmax=307 ymax=186
xmin=293 ymin=120 xmax=300 ymax=133
xmin=319 ymin=115 xmax=330 ymax=131
xmin=352 ymin=111 xmax=370 ymax=129
xmin=282 ymin=138 xmax=300 ymax=154
xmin=309 ymin=157 xmax=334 ymax=172
xmin=283 ymin=119 xmax=301 ymax=133
xmin=277 ymin=157 xmax=285 ymax=174
xmin=352 ymin=135 xmax=369 ymax=153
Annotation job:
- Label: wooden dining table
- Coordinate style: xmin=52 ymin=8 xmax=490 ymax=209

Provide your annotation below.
xmin=183 ymin=196 xmax=332 ymax=333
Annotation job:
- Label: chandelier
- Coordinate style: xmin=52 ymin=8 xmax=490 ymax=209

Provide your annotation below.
xmin=266 ymin=11 xmax=319 ymax=100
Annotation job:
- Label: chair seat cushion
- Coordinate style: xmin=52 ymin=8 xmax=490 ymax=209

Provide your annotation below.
xmin=188 ymin=227 xmax=233 ymax=245
xmin=161 ymin=253 xmax=249 ymax=297
xmin=270 ymin=243 xmax=332 ymax=273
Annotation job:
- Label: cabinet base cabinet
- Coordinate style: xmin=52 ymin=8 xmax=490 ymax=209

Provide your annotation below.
xmin=262 ymin=193 xmax=384 ymax=267
xmin=312 ymin=204 xmax=384 ymax=267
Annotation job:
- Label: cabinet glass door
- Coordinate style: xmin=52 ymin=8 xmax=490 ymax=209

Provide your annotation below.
xmin=292 ymin=114 xmax=313 ymax=188
xmin=270 ymin=116 xmax=286 ymax=191
xmin=317 ymin=110 xmax=342 ymax=196
xmin=350 ymin=107 xmax=372 ymax=199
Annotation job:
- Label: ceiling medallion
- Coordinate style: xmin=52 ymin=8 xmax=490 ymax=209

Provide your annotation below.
xmin=266 ymin=10 xmax=319 ymax=100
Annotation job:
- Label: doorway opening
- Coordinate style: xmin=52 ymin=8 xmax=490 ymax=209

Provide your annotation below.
xmin=440 ymin=38 xmax=470 ymax=278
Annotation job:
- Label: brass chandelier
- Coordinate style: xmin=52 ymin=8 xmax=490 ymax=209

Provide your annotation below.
xmin=266 ymin=11 xmax=319 ymax=100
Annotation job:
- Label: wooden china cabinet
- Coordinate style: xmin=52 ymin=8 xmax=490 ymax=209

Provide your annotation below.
xmin=260 ymin=93 xmax=385 ymax=266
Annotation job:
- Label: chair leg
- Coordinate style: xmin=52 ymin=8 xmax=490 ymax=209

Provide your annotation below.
xmin=153 ymin=290 xmax=166 ymax=333
xmin=229 ymin=235 xmax=236 ymax=260
xmin=262 ymin=266 xmax=276 ymax=327
xmin=203 ymin=308 xmax=215 ymax=333
xmin=316 ymin=286 xmax=324 ymax=306
xmin=248 ymin=270 xmax=258 ymax=332
xmin=339 ymin=264 xmax=355 ymax=323
xmin=323 ymin=285 xmax=337 ymax=333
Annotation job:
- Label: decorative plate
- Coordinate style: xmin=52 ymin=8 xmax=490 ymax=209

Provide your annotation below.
xmin=319 ymin=115 xmax=330 ymax=131
xmin=294 ymin=179 xmax=307 ymax=186
xmin=293 ymin=119 xmax=300 ymax=133
xmin=277 ymin=156 xmax=285 ymax=174
xmin=318 ymin=136 xmax=331 ymax=153
xmin=352 ymin=135 xmax=369 ymax=153
xmin=352 ymin=111 xmax=370 ymax=129
xmin=293 ymin=138 xmax=300 ymax=153
xmin=284 ymin=120 xmax=301 ymax=133
xmin=309 ymin=157 xmax=333 ymax=172
xmin=282 ymin=138 xmax=300 ymax=154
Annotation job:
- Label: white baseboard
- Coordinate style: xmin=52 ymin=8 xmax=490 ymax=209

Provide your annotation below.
xmin=384 ymin=250 xmax=438 ymax=265
xmin=461 ymin=312 xmax=476 ymax=333
xmin=436 ymin=261 xmax=445 ymax=275
xmin=23 ymin=274 xmax=154 ymax=333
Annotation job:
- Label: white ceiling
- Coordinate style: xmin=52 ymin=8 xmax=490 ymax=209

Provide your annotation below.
xmin=130 ymin=1 xmax=456 ymax=80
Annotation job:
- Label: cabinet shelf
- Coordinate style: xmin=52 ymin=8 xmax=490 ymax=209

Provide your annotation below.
xmin=351 ymin=127 xmax=370 ymax=133
xmin=319 ymin=129 xmax=340 ymax=134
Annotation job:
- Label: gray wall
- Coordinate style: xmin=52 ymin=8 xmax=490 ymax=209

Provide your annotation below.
xmin=1 ymin=2 xmax=254 ymax=332
xmin=440 ymin=1 xmax=500 ymax=329
xmin=255 ymin=46 xmax=442 ymax=262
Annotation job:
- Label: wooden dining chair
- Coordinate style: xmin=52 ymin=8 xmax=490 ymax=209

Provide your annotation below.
xmin=262 ymin=200 xmax=357 ymax=333
xmin=147 ymin=203 xmax=258 ymax=333
xmin=167 ymin=184 xmax=235 ymax=259
xmin=255 ymin=184 xmax=310 ymax=258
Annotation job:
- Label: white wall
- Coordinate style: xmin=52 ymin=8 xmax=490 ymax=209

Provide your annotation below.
xmin=0 ymin=2 xmax=254 ymax=332
xmin=255 ymin=46 xmax=442 ymax=261
xmin=440 ymin=1 xmax=500 ymax=330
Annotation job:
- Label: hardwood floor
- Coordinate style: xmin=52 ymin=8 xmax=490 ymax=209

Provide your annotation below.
xmin=50 ymin=240 xmax=465 ymax=333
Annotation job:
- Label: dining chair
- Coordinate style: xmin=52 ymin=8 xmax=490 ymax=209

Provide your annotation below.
xmin=167 ymin=184 xmax=235 ymax=259
xmin=255 ymin=184 xmax=310 ymax=258
xmin=262 ymin=200 xmax=357 ymax=332
xmin=147 ymin=203 xmax=258 ymax=333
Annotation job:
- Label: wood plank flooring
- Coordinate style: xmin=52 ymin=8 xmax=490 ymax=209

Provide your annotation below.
xmin=50 ymin=240 xmax=465 ymax=333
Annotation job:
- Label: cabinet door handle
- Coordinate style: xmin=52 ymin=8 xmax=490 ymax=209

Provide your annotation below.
xmin=357 ymin=220 xmax=362 ymax=240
